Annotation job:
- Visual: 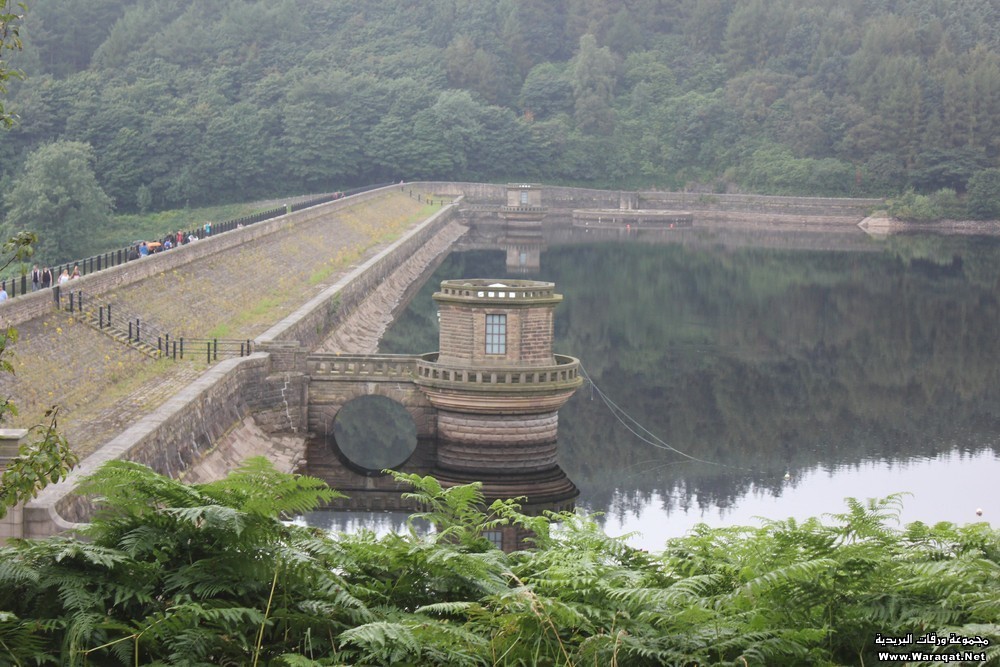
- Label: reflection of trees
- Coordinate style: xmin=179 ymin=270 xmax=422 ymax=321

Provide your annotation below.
xmin=379 ymin=237 xmax=1000 ymax=516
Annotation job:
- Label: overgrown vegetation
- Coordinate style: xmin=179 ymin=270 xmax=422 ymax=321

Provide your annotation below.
xmin=2 ymin=0 xmax=1000 ymax=230
xmin=0 ymin=459 xmax=997 ymax=665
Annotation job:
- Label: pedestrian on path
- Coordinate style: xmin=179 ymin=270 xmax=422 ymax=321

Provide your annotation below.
xmin=31 ymin=264 xmax=41 ymax=291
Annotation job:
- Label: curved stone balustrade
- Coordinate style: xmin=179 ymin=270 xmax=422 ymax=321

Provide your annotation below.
xmin=435 ymin=278 xmax=558 ymax=303
xmin=414 ymin=353 xmax=583 ymax=415
xmin=499 ymin=205 xmax=546 ymax=214
xmin=414 ymin=352 xmax=581 ymax=390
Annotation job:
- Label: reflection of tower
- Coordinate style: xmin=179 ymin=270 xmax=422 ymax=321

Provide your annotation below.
xmin=501 ymin=184 xmax=546 ymax=274
xmin=415 ymin=279 xmax=582 ymax=548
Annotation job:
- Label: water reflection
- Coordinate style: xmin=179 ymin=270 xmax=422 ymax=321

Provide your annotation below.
xmin=375 ymin=230 xmax=1000 ymax=549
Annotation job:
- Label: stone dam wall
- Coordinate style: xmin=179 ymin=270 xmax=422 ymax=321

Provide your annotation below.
xmin=417 ymin=182 xmax=880 ymax=226
xmin=21 ymin=193 xmax=462 ymax=537
xmin=11 ymin=181 xmax=881 ymax=537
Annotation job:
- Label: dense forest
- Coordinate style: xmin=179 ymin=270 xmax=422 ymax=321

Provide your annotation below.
xmin=3 ymin=0 xmax=1000 ymax=223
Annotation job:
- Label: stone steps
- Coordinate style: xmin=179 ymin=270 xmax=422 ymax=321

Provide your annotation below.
xmin=73 ymin=306 xmax=164 ymax=360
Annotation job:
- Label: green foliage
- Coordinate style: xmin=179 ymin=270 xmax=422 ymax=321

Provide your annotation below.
xmin=2 ymin=141 xmax=113 ymax=264
xmin=967 ymin=168 xmax=1000 ymax=219
xmin=887 ymin=190 xmax=946 ymax=222
xmin=1 ymin=458 xmax=998 ymax=665
xmin=0 ymin=0 xmax=25 ymax=128
xmin=4 ymin=0 xmax=1000 ymax=201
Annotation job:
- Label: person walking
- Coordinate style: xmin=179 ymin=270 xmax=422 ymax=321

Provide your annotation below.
xmin=0 ymin=284 xmax=8 ymax=303
xmin=41 ymin=267 xmax=52 ymax=289
xmin=31 ymin=264 xmax=41 ymax=291
xmin=58 ymin=269 xmax=70 ymax=285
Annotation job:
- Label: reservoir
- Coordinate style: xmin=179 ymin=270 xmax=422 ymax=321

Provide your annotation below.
xmin=309 ymin=227 xmax=1000 ymax=551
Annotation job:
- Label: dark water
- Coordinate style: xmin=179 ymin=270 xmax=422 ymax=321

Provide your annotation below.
xmin=369 ymin=230 xmax=1000 ymax=549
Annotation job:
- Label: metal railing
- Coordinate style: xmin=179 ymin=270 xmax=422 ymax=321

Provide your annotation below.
xmin=61 ymin=289 xmax=254 ymax=362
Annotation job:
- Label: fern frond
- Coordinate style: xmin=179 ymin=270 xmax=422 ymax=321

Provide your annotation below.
xmin=200 ymin=456 xmax=342 ymax=517
xmin=413 ymin=600 xmax=479 ymax=615
xmin=739 ymin=557 xmax=838 ymax=599
xmin=338 ymin=621 xmax=421 ymax=664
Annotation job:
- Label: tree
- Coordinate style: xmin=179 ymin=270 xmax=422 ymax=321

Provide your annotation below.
xmin=0 ymin=0 xmax=25 ymax=127
xmin=519 ymin=62 xmax=574 ymax=119
xmin=966 ymin=168 xmax=1000 ymax=219
xmin=3 ymin=141 xmax=113 ymax=264
xmin=570 ymin=34 xmax=617 ymax=135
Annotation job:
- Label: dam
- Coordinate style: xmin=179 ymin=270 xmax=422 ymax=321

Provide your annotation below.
xmin=0 ymin=183 xmax=877 ymax=542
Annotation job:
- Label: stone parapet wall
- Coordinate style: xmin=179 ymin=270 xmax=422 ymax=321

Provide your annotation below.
xmin=405 ymin=182 xmax=882 ymax=222
xmin=24 ymin=353 xmax=271 ymax=536
xmin=415 ymin=181 xmax=506 ymax=204
xmin=639 ymin=191 xmax=881 ymax=215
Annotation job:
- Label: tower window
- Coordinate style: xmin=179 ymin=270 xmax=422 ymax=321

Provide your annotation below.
xmin=520 ymin=190 xmax=529 ymax=205
xmin=485 ymin=314 xmax=506 ymax=355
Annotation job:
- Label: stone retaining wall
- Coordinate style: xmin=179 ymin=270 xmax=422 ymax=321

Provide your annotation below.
xmin=24 ymin=353 xmax=271 ymax=536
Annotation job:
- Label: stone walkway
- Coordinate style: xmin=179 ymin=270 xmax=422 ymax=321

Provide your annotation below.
xmin=0 ymin=191 xmax=431 ymax=460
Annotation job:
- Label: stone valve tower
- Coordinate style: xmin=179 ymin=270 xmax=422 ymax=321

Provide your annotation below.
xmin=414 ymin=278 xmax=582 ymax=503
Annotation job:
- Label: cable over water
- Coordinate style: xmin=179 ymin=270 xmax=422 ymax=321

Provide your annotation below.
xmin=577 ymin=362 xmax=776 ymax=476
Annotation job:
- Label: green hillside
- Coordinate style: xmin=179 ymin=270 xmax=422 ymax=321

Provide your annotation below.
xmin=2 ymin=0 xmax=1000 ymax=213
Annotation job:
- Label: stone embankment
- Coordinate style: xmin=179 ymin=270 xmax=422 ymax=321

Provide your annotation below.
xmin=19 ymin=191 xmax=462 ymax=537
xmin=314 ymin=221 xmax=468 ymax=355
xmin=0 ymin=189 xmax=426 ymax=458
xmin=859 ymin=215 xmax=1000 ymax=236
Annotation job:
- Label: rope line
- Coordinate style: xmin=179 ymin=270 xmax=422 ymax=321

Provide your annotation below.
xmin=578 ymin=362 xmax=765 ymax=474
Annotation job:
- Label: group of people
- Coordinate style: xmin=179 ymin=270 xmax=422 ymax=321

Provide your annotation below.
xmin=4 ymin=220 xmax=222 ymax=303
xmin=0 ymin=264 xmax=80 ymax=303
xmin=32 ymin=264 xmax=80 ymax=288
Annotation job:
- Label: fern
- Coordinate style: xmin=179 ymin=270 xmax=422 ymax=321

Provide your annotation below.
xmin=338 ymin=621 xmax=421 ymax=664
